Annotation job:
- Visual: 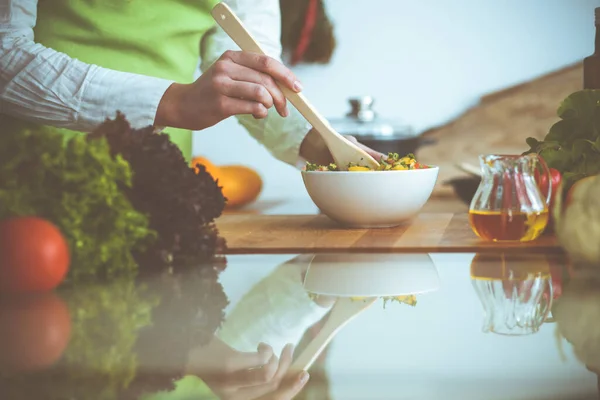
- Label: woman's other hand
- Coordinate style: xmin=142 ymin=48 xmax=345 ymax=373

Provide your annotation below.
xmin=156 ymin=51 xmax=302 ymax=130
xmin=254 ymin=371 xmax=310 ymax=400
xmin=299 ymin=128 xmax=385 ymax=166
xmin=186 ymin=337 xmax=301 ymax=400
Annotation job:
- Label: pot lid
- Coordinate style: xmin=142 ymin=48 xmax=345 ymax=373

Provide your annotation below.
xmin=328 ymin=96 xmax=415 ymax=138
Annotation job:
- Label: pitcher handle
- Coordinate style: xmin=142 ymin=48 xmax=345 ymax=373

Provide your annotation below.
xmin=535 ymin=154 xmax=553 ymax=207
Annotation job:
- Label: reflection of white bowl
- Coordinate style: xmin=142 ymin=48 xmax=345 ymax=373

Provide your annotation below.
xmin=301 ymin=168 xmax=439 ymax=228
xmin=303 ymin=254 xmax=440 ymax=297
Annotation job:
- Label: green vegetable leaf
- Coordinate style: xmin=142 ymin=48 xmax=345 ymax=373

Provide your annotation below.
xmin=0 ymin=119 xmax=154 ymax=284
xmin=538 ymin=146 xmax=571 ymax=171
xmin=305 ymin=162 xmax=318 ymax=171
xmin=557 ymin=89 xmax=600 ymax=121
xmin=0 ymin=277 xmax=158 ymax=400
xmin=523 ymin=89 xmax=600 ymax=187
xmin=60 ymin=279 xmax=158 ymax=400
xmin=525 ymin=137 xmax=540 ymax=149
xmin=571 ymin=138 xmax=593 ymax=159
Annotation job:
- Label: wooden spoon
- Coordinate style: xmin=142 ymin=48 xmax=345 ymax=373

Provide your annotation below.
xmin=288 ymin=296 xmax=377 ymax=372
xmin=211 ymin=2 xmax=380 ymax=170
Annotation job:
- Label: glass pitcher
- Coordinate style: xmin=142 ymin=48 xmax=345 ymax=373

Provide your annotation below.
xmin=469 ymin=154 xmax=552 ymax=242
xmin=471 ymin=253 xmax=555 ymax=336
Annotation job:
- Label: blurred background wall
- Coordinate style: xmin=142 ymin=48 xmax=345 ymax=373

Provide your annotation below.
xmin=194 ymin=0 xmax=600 ymax=203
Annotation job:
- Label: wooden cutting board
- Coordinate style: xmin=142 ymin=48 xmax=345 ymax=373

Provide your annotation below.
xmin=216 ymin=213 xmax=561 ymax=254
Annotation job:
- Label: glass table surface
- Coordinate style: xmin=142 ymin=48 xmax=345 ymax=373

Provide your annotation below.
xmin=1 ymin=252 xmax=598 ymax=400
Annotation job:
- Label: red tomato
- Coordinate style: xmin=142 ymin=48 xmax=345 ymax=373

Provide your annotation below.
xmin=0 ymin=217 xmax=70 ymax=293
xmin=534 ymin=167 xmax=561 ymax=202
xmin=0 ymin=292 xmax=71 ymax=371
xmin=534 ymin=167 xmax=561 ymax=234
xmin=548 ymin=264 xmax=563 ymax=299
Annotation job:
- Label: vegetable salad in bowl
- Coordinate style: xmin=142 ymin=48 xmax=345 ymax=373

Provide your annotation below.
xmin=305 ymin=153 xmax=431 ymax=172
xmin=301 ymin=152 xmax=439 ymax=228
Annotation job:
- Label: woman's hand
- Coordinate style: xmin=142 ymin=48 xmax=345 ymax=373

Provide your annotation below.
xmin=254 ymin=371 xmax=310 ymax=400
xmin=186 ymin=337 xmax=302 ymax=400
xmin=156 ymin=50 xmax=302 ymax=130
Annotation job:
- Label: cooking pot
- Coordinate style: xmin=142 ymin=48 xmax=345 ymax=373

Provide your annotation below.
xmin=328 ymin=96 xmax=435 ymax=156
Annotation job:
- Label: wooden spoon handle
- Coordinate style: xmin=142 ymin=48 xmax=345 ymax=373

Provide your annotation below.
xmin=289 ymin=297 xmax=377 ymax=372
xmin=289 ymin=315 xmax=341 ymax=372
xmin=211 ymin=2 xmax=339 ymax=143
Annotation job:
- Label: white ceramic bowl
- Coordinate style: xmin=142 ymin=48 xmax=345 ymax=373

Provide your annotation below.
xmin=301 ymin=166 xmax=439 ymax=228
xmin=303 ymin=253 xmax=440 ymax=297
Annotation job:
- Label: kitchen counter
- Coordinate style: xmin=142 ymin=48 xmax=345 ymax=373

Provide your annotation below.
xmin=2 ymin=251 xmax=597 ymax=400
xmin=2 ymin=194 xmax=597 ymax=400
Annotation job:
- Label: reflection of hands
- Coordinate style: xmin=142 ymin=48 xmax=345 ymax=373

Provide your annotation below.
xmin=186 ymin=336 xmax=301 ymax=400
xmin=254 ymin=371 xmax=310 ymax=400
xmin=309 ymin=293 xmax=337 ymax=308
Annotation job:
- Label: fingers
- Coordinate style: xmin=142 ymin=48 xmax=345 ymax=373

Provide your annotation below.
xmin=216 ymin=96 xmax=269 ymax=119
xmin=198 ymin=343 xmax=274 ymax=389
xmin=222 ymin=50 xmax=302 ymax=93
xmin=245 ymin=342 xmax=274 ymax=369
xmin=212 ymin=59 xmax=289 ymax=117
xmin=219 ymin=79 xmax=273 ymax=108
xmin=272 ymin=344 xmax=294 ymax=381
xmin=230 ymin=344 xmax=295 ymax=400
xmin=226 ymin=63 xmax=289 ymax=117
xmin=223 ymin=351 xmax=279 ymax=387
xmin=218 ymin=79 xmax=276 ymax=115
xmin=256 ymin=371 xmax=310 ymax=400
xmin=345 ymin=135 xmax=385 ymax=161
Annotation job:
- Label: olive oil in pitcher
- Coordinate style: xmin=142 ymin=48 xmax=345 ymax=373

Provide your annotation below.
xmin=468 ymin=154 xmax=553 ymax=242
xmin=468 ymin=210 xmax=549 ymax=242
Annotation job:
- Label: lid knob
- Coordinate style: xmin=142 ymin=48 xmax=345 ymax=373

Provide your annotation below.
xmin=347 ymin=96 xmax=376 ymax=122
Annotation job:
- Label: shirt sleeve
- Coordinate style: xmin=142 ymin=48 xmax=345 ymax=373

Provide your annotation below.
xmin=216 ymin=256 xmax=332 ymax=356
xmin=0 ymin=0 xmax=174 ymax=131
xmin=200 ymin=0 xmax=312 ymax=166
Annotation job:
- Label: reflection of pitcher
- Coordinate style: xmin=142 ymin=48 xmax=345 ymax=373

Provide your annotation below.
xmin=469 ymin=154 xmax=553 ymax=242
xmin=471 ymin=253 xmax=554 ymax=336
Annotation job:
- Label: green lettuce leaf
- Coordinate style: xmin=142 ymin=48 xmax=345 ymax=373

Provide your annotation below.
xmin=524 ymin=89 xmax=600 ymax=190
xmin=0 ymin=122 xmax=155 ymax=283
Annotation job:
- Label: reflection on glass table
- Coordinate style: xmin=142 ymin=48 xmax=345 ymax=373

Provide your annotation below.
xmin=0 ymin=252 xmax=598 ymax=400
xmin=294 ymin=254 xmax=440 ymax=371
xmin=471 ymin=253 xmax=556 ymax=336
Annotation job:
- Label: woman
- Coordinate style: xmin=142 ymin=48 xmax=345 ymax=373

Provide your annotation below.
xmin=0 ymin=0 xmax=380 ymax=166
xmin=1 ymin=1 xmax=379 ymax=397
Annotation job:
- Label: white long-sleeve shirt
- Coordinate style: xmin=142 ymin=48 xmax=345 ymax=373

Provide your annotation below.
xmin=217 ymin=255 xmax=332 ymax=356
xmin=0 ymin=0 xmax=312 ymax=166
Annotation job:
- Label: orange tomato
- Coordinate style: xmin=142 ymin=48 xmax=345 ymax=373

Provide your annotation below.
xmin=191 ymin=156 xmax=219 ymax=179
xmin=218 ymin=165 xmax=263 ymax=209
xmin=191 ymin=156 xmax=263 ymax=209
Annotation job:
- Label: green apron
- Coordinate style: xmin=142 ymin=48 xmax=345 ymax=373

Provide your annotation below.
xmin=6 ymin=0 xmax=219 ymax=162
xmin=30 ymin=2 xmax=221 ymax=398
